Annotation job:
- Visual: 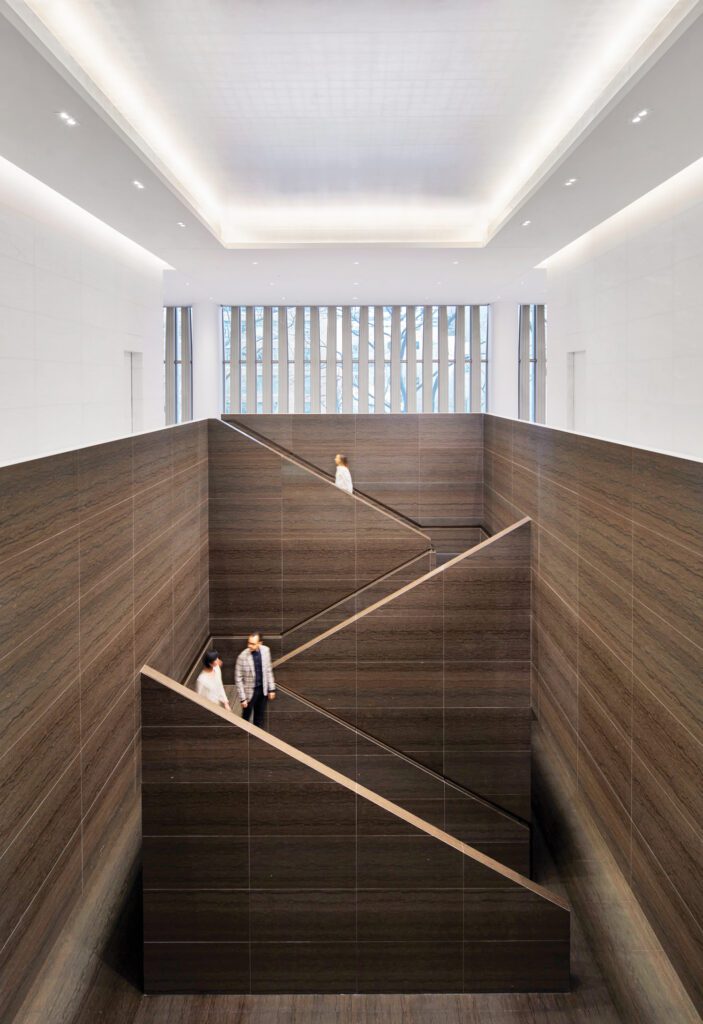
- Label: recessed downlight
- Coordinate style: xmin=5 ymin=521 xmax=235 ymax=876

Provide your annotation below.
xmin=452 ymin=260 xmax=459 ymax=265
xmin=252 ymin=260 xmax=259 ymax=265
xmin=353 ymin=260 xmax=360 ymax=265
xmin=631 ymin=109 xmax=649 ymax=124
xmin=176 ymin=221 xmax=186 ymax=228
xmin=522 ymin=219 xmax=531 ymax=227
xmin=132 ymin=179 xmax=145 ymax=190
xmin=58 ymin=111 xmax=78 ymax=126
xmin=564 ymin=178 xmax=578 ymax=187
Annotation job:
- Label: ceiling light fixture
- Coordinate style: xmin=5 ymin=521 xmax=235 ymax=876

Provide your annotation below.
xmin=522 ymin=220 xmax=531 ymax=227
xmin=252 ymin=260 xmax=259 ymax=265
xmin=564 ymin=178 xmax=578 ymax=187
xmin=176 ymin=221 xmax=186 ymax=228
xmin=631 ymin=109 xmax=649 ymax=124
xmin=132 ymin=179 xmax=145 ymax=190
xmin=452 ymin=260 xmax=459 ymax=265
xmin=353 ymin=261 xmax=360 ymax=265
xmin=58 ymin=111 xmax=78 ymax=126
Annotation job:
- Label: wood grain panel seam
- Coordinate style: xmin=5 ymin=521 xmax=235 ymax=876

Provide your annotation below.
xmin=631 ymin=747 xmax=703 ymax=843
xmin=0 ymin=676 xmax=77 ymax=764
xmin=80 ymin=736 xmax=137 ymax=824
xmin=630 ymin=819 xmax=703 ymax=939
xmin=142 ymin=669 xmax=566 ymax=910
xmin=0 ymin=820 xmax=82 ymax=960
xmin=0 ymin=521 xmax=80 ymax=573
xmin=0 ymin=752 xmax=80 ymax=868
xmin=79 ymin=677 xmax=137 ymax=752
xmin=274 ymin=519 xmax=531 ymax=667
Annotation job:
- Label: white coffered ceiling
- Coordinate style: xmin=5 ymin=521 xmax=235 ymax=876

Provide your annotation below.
xmin=0 ymin=0 xmax=702 ymax=301
xmin=4 ymin=0 xmax=701 ymax=245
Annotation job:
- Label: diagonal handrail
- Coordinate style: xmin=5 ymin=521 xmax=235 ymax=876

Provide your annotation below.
xmin=221 ymin=416 xmax=432 ymax=542
xmin=273 ymin=679 xmax=531 ymax=832
xmin=274 ymin=517 xmax=531 ymax=667
xmin=143 ymin=665 xmax=566 ymax=911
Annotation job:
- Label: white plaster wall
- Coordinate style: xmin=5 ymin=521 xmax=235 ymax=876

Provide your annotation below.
xmin=488 ymin=300 xmax=519 ymax=418
xmin=0 ymin=156 xmax=167 ymax=464
xmin=545 ymin=158 xmax=703 ymax=458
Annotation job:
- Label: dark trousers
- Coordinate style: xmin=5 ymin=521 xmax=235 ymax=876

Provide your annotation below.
xmin=243 ymin=686 xmax=267 ymax=728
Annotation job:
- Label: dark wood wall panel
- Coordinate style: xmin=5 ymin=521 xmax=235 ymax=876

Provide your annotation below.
xmin=276 ymin=522 xmax=533 ymax=826
xmin=208 ymin=419 xmax=429 ymax=635
xmin=228 ymin=413 xmax=484 ymax=526
xmin=483 ymin=414 xmax=703 ymax=1014
xmin=0 ymin=421 xmax=209 ymax=1023
xmin=141 ymin=671 xmax=569 ymax=994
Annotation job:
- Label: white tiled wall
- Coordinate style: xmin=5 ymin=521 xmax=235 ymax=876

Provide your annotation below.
xmin=0 ymin=156 xmax=166 ymax=464
xmin=545 ymin=159 xmax=703 ymax=458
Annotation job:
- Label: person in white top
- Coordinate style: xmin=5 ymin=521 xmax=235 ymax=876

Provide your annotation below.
xmin=195 ymin=650 xmax=231 ymax=711
xmin=334 ymin=453 xmax=353 ymax=494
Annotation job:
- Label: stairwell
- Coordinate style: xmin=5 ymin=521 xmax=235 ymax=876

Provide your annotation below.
xmin=140 ymin=419 xmax=570 ymax=994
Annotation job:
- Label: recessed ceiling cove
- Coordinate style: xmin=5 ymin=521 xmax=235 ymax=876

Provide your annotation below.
xmin=7 ymin=0 xmax=697 ymax=245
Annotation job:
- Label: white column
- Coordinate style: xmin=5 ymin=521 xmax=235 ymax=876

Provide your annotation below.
xmin=489 ymin=300 xmax=520 ymax=418
xmin=191 ymin=302 xmax=222 ymax=420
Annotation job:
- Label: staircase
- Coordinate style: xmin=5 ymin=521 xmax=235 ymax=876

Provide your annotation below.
xmin=139 ymin=420 xmax=570 ymax=994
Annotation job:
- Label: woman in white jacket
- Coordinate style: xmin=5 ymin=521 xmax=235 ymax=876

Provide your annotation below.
xmin=334 ymin=453 xmax=353 ymax=494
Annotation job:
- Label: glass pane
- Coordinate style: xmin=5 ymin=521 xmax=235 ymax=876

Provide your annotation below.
xmin=319 ymin=306 xmax=328 ymax=362
xmin=336 ymin=361 xmax=343 ymax=413
xmin=383 ymin=306 xmax=392 ymax=360
xmin=255 ymin=307 xmax=264 ymax=361
xmin=222 ymin=306 xmax=231 ymax=361
xmin=384 ymin=360 xmax=391 ymax=412
xmin=351 ymin=307 xmax=360 ymax=359
xmin=432 ymin=365 xmax=439 ymax=413
xmin=448 ymin=361 xmax=455 ymax=413
xmin=287 ymin=307 xmax=296 ymax=410
xmin=400 ymin=362 xmax=407 ymax=413
xmin=368 ymin=359 xmax=375 ymax=414
xmin=175 ymin=362 xmax=182 ymax=422
xmin=320 ymin=360 xmax=327 ymax=413
xmin=175 ymin=307 xmax=182 ymax=361
xmin=432 ymin=306 xmax=439 ymax=360
xmin=336 ymin=307 xmax=344 ymax=361
xmin=240 ymin=363 xmax=247 ymax=414
xmin=240 ymin=306 xmax=247 ymax=361
xmin=256 ymin=362 xmax=263 ymax=413
xmin=529 ymin=361 xmax=535 ymax=422
xmin=223 ymin=363 xmax=231 ymax=414
xmin=272 ymin=363 xmax=279 ymax=413
xmin=304 ymin=307 xmax=311 ymax=362
xmin=447 ymin=305 xmax=456 ymax=361
xmin=272 ymin=306 xmax=279 ymax=362
xmin=480 ymin=359 xmax=487 ymax=413
xmin=368 ymin=307 xmax=375 ymax=359
xmin=352 ymin=363 xmax=359 ymax=414
xmin=464 ymin=359 xmax=471 ymax=412
xmin=480 ymin=304 xmax=488 ymax=358
xmin=399 ymin=306 xmax=407 ymax=362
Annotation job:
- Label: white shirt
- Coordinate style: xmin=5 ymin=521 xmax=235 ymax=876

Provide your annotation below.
xmin=335 ymin=465 xmax=353 ymax=494
xmin=195 ymin=665 xmax=228 ymax=707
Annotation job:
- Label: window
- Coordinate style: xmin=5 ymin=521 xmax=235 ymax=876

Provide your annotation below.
xmin=164 ymin=306 xmax=192 ymax=424
xmin=518 ymin=304 xmax=546 ymax=423
xmin=221 ymin=304 xmax=490 ymax=415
